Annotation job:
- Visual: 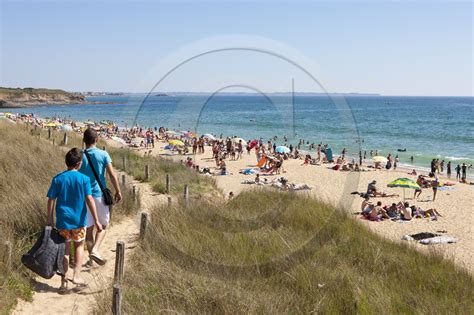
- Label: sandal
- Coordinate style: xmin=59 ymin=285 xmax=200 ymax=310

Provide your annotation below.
xmin=89 ymin=253 xmax=107 ymax=266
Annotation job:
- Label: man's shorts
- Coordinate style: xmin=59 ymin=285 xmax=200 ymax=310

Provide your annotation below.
xmin=86 ymin=197 xmax=110 ymax=228
xmin=59 ymin=227 xmax=86 ymax=243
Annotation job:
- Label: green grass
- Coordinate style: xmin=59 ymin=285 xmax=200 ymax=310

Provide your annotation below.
xmin=95 ymin=189 xmax=474 ymax=314
xmin=0 ymin=122 xmax=139 ymax=313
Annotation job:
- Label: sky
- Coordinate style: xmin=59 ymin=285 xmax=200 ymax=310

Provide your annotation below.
xmin=0 ymin=0 xmax=472 ymax=96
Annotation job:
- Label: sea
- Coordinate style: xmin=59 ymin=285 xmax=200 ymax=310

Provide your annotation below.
xmin=8 ymin=94 xmax=474 ymax=175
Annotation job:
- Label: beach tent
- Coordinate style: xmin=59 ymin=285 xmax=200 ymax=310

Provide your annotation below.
xmin=387 ymin=177 xmax=420 ymax=201
xmin=326 ymin=148 xmax=333 ymax=162
xmin=203 ymin=133 xmax=216 ymax=140
xmin=275 ymin=146 xmax=290 ymax=154
xmin=169 ymin=139 xmax=185 ymax=146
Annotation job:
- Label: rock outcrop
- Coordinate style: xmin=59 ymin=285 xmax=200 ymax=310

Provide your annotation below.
xmin=0 ymin=87 xmax=85 ymax=108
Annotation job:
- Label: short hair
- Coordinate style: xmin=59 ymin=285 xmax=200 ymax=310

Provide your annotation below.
xmin=65 ymin=148 xmax=83 ymax=167
xmin=83 ymin=128 xmax=98 ymax=145
xmin=377 ymin=201 xmax=382 ymax=206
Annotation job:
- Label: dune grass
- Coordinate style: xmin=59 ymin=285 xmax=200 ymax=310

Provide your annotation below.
xmin=106 ymin=148 xmax=218 ymax=197
xmin=95 ymin=189 xmax=474 ymax=314
xmin=0 ymin=122 xmax=139 ymax=313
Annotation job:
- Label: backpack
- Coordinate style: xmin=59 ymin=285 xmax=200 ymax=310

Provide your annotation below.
xmin=21 ymin=226 xmax=65 ymax=279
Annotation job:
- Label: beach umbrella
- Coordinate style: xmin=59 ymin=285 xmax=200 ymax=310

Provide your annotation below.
xmin=249 ymin=139 xmax=259 ymax=149
xmin=169 ymin=139 xmax=184 ymax=146
xmin=61 ymin=125 xmax=73 ymax=133
xmin=233 ymin=137 xmax=247 ymax=145
xmin=84 ymin=121 xmax=95 ymax=126
xmin=165 ymin=130 xmax=180 ymax=135
xmin=387 ymin=177 xmax=420 ymax=201
xmin=372 ymin=156 xmax=388 ymax=163
xmin=45 ymin=122 xmax=58 ymax=127
xmin=275 ymin=146 xmax=290 ymax=154
xmin=203 ymin=133 xmax=216 ymax=140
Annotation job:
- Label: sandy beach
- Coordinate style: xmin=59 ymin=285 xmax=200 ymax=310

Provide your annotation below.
xmin=132 ymin=141 xmax=474 ymax=274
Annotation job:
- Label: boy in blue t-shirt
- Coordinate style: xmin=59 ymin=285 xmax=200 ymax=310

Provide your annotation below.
xmin=47 ymin=148 xmax=103 ymax=293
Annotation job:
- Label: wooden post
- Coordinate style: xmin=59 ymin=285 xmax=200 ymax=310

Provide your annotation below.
xmin=122 ymin=156 xmax=126 ymax=171
xmin=113 ymin=241 xmax=125 ymax=284
xmin=140 ymin=212 xmax=148 ymax=240
xmin=145 ymin=165 xmax=150 ymax=181
xmin=3 ymin=241 xmax=12 ymax=273
xmin=166 ymin=174 xmax=171 ymax=194
xmin=168 ymin=196 xmax=172 ymax=207
xmin=184 ymin=185 xmax=189 ymax=204
xmin=63 ymin=133 xmax=68 ymax=145
xmin=112 ymin=283 xmax=122 ymax=315
xmin=48 ymin=128 xmax=52 ymax=139
xmin=132 ymin=185 xmax=137 ymax=202
xmin=121 ymin=174 xmax=126 ymax=186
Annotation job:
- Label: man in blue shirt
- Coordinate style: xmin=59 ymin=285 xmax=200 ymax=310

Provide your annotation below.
xmin=47 ymin=148 xmax=103 ymax=293
xmin=80 ymin=128 xmax=122 ymax=267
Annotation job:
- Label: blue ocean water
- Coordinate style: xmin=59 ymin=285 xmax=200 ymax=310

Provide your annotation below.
xmin=9 ymin=94 xmax=474 ymax=172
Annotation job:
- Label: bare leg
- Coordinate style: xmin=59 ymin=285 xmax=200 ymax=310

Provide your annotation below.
xmin=73 ymin=240 xmax=85 ymax=284
xmin=85 ymin=226 xmax=95 ymax=254
xmin=91 ymin=226 xmax=107 ymax=256
xmin=61 ymin=241 xmax=70 ymax=290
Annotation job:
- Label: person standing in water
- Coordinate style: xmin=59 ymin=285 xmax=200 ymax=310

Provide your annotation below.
xmin=455 ymin=164 xmax=461 ymax=180
xmin=446 ymin=161 xmax=452 ymax=178
xmin=461 ymin=163 xmax=467 ymax=181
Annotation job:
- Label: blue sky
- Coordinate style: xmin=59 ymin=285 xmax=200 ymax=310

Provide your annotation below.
xmin=1 ymin=0 xmax=472 ymax=96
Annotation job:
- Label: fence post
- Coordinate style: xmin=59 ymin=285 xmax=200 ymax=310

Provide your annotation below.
xmin=121 ymin=174 xmax=126 ymax=186
xmin=166 ymin=174 xmax=171 ymax=194
xmin=63 ymin=133 xmax=68 ymax=145
xmin=112 ymin=283 xmax=122 ymax=315
xmin=145 ymin=165 xmax=150 ymax=181
xmin=140 ymin=212 xmax=149 ymax=240
xmin=113 ymin=241 xmax=125 ymax=284
xmin=132 ymin=185 xmax=137 ymax=202
xmin=122 ymin=156 xmax=126 ymax=171
xmin=184 ymin=185 xmax=189 ymax=205
xmin=168 ymin=196 xmax=172 ymax=207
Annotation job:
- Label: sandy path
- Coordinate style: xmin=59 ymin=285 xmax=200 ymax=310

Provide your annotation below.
xmin=12 ymin=173 xmax=161 ymax=315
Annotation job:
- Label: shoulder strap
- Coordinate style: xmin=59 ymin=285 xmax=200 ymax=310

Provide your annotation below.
xmin=84 ymin=149 xmax=106 ymax=193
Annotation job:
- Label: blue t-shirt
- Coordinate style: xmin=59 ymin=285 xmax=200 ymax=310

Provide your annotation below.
xmin=47 ymin=170 xmax=92 ymax=230
xmin=80 ymin=147 xmax=112 ymax=198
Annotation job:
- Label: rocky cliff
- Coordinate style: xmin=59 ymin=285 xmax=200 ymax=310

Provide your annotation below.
xmin=0 ymin=87 xmax=85 ymax=108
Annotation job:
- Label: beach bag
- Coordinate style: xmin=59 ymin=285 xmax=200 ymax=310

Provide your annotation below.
xmin=21 ymin=226 xmax=65 ymax=279
xmin=84 ymin=150 xmax=114 ymax=206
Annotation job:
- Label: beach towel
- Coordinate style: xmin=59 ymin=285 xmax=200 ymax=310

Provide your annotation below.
xmin=256 ymin=156 xmax=267 ymax=167
xmin=437 ymin=186 xmax=455 ymax=191
xmin=419 ymin=236 xmax=457 ymax=245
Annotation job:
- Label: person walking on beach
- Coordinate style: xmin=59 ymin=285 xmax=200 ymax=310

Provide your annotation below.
xmin=430 ymin=159 xmax=436 ymax=173
xmin=317 ymin=144 xmax=321 ymax=162
xmin=447 ymin=161 xmax=452 ymax=178
xmin=394 ymin=155 xmax=399 ymax=170
xmin=455 ymin=164 xmax=461 ymax=180
xmin=429 ymin=172 xmax=439 ymax=201
xmin=80 ymin=128 xmax=122 ymax=267
xmin=47 ymin=148 xmax=103 ymax=293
